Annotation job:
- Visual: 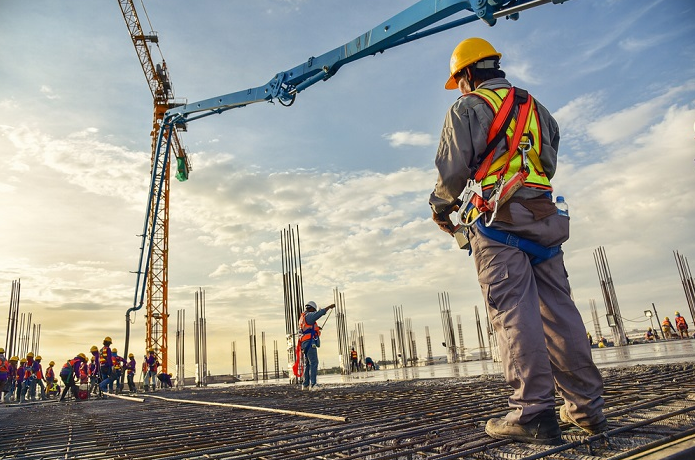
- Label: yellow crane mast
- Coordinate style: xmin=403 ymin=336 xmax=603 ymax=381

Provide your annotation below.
xmin=117 ymin=0 xmax=191 ymax=373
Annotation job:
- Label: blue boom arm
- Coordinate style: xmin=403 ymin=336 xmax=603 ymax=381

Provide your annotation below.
xmin=129 ymin=0 xmax=570 ymax=316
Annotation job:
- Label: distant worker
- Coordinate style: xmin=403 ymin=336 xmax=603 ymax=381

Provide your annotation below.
xmin=16 ymin=358 xmax=27 ymax=402
xmin=429 ymin=38 xmax=606 ymax=444
xmin=33 ymin=355 xmax=47 ymax=400
xmin=88 ymin=347 xmax=101 ymax=395
xmin=674 ymin=312 xmax=689 ymax=339
xmin=45 ymin=360 xmax=58 ymax=398
xmin=365 ymin=356 xmax=376 ymax=371
xmin=662 ymin=317 xmax=676 ymax=340
xmin=125 ymin=353 xmax=137 ymax=393
xmin=350 ymin=348 xmax=359 ymax=372
xmin=110 ymin=348 xmax=124 ymax=393
xmin=298 ymin=301 xmax=335 ymax=390
xmin=4 ymin=356 xmax=18 ymax=403
xmin=157 ymin=372 xmax=173 ymax=389
xmin=143 ymin=348 xmax=159 ymax=392
xmin=98 ymin=337 xmax=113 ymax=393
xmin=0 ymin=348 xmax=8 ymax=402
xmin=587 ymin=332 xmax=593 ymax=346
xmin=59 ymin=354 xmax=87 ymax=402
xmin=21 ymin=352 xmax=37 ymax=403
xmin=645 ymin=328 xmax=656 ymax=341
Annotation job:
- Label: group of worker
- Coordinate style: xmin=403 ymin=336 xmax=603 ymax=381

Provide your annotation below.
xmin=0 ymin=336 xmax=173 ymax=404
xmin=646 ymin=311 xmax=691 ymax=341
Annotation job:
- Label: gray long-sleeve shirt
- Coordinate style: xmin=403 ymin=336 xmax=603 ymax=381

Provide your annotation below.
xmin=429 ymin=78 xmax=560 ymax=214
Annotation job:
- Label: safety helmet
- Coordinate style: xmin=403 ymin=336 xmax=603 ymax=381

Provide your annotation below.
xmin=675 ymin=311 xmax=681 ymax=316
xmin=305 ymin=301 xmax=318 ymax=311
xmin=90 ymin=356 xmax=95 ymax=361
xmin=104 ymin=336 xmax=112 ymax=343
xmin=445 ymin=37 xmax=502 ymax=90
xmin=0 ymin=347 xmax=4 ymax=354
xmin=10 ymin=356 xmax=18 ymax=362
xmin=90 ymin=346 xmax=98 ymax=353
xmin=27 ymin=352 xmax=34 ymax=358
xmin=128 ymin=353 xmax=134 ymax=358
xmin=168 ymin=373 xmax=172 ymax=377
xmin=36 ymin=355 xmax=42 ymax=360
xmin=78 ymin=353 xmax=87 ymax=361
xmin=49 ymin=361 xmax=55 ymax=366
xmin=665 ymin=317 xmax=670 ymax=321
xmin=20 ymin=358 xmax=27 ymax=363
xmin=148 ymin=347 xmax=155 ymax=353
xmin=112 ymin=348 xmax=118 ymax=354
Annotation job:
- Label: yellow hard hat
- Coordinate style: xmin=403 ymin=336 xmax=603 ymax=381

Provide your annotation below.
xmin=90 ymin=346 xmax=99 ymax=352
xmin=148 ymin=347 xmax=155 ymax=352
xmin=27 ymin=352 xmax=34 ymax=358
xmin=20 ymin=358 xmax=27 ymax=363
xmin=0 ymin=347 xmax=4 ymax=353
xmin=10 ymin=356 xmax=18 ymax=362
xmin=49 ymin=361 xmax=55 ymax=366
xmin=675 ymin=311 xmax=680 ymax=316
xmin=128 ymin=353 xmax=134 ymax=358
xmin=112 ymin=348 xmax=118 ymax=354
xmin=36 ymin=355 xmax=42 ymax=360
xmin=78 ymin=353 xmax=87 ymax=361
xmin=104 ymin=336 xmax=112 ymax=343
xmin=665 ymin=317 xmax=669 ymax=321
xmin=445 ymin=37 xmax=502 ymax=90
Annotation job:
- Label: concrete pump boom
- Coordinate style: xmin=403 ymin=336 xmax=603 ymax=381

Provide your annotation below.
xmin=126 ymin=0 xmax=571 ymax=371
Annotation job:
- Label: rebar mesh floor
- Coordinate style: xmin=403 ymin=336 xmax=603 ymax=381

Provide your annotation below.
xmin=3 ymin=363 xmax=695 ymax=460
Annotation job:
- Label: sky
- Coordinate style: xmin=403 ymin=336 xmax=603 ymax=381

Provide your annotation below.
xmin=1 ymin=0 xmax=694 ymax=378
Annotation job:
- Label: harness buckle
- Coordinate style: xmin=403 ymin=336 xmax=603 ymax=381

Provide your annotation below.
xmin=455 ymin=179 xmax=485 ymax=229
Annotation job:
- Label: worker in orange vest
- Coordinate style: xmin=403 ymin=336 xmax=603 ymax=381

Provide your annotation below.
xmin=674 ymin=312 xmax=689 ymax=339
xmin=350 ymin=348 xmax=359 ymax=372
xmin=298 ymin=301 xmax=335 ymax=390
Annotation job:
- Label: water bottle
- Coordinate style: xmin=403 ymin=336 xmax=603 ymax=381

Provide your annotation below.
xmin=556 ymin=196 xmax=569 ymax=217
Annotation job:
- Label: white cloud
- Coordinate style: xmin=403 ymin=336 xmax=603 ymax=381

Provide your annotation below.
xmin=40 ymin=85 xmax=60 ymax=100
xmin=383 ymin=131 xmax=437 ymax=148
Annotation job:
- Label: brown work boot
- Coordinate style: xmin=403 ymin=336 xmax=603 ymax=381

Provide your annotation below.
xmin=559 ymin=405 xmax=607 ymax=435
xmin=485 ymin=410 xmax=562 ymax=445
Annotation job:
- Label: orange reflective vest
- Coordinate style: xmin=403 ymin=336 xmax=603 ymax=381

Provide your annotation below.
xmin=298 ymin=313 xmax=321 ymax=345
xmin=350 ymin=350 xmax=358 ymax=360
xmin=675 ymin=316 xmax=688 ymax=330
xmin=470 ymin=87 xmax=551 ymax=192
xmin=100 ymin=346 xmax=110 ymax=366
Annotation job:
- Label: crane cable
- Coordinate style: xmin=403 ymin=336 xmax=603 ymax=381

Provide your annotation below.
xmin=139 ymin=0 xmax=165 ymax=62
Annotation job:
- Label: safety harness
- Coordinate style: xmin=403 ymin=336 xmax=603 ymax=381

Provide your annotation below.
xmin=454 ymin=86 xmax=560 ymax=265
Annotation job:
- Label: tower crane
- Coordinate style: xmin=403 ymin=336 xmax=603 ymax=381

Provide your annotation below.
xmin=117 ymin=0 xmax=191 ymax=373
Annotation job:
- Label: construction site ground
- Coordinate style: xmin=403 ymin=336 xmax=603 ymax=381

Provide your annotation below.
xmin=3 ymin=341 xmax=695 ymax=459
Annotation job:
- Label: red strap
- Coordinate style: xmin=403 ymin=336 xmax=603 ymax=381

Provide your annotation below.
xmin=474 ymin=88 xmax=532 ymax=183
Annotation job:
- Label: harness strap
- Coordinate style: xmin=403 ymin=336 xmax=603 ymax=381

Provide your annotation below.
xmin=474 ymin=219 xmax=560 ymax=265
xmin=474 ymin=87 xmax=530 ymax=183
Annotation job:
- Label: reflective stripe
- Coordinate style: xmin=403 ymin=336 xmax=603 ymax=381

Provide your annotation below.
xmin=472 ymin=88 xmax=551 ymax=191
xmin=298 ymin=313 xmax=321 ymax=343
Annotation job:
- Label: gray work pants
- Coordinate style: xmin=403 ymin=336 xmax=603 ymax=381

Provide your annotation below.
xmin=470 ymin=202 xmax=604 ymax=426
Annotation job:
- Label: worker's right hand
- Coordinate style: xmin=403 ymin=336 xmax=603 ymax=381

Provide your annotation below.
xmin=326 ymin=304 xmax=336 ymax=310
xmin=432 ymin=209 xmax=457 ymax=236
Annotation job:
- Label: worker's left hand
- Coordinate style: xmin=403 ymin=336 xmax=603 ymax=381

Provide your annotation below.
xmin=432 ymin=208 xmax=457 ymax=236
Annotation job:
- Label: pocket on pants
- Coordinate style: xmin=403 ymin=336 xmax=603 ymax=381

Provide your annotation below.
xmin=478 ymin=262 xmax=509 ymax=311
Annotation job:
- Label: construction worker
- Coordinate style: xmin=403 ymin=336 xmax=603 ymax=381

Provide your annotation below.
xmin=16 ymin=358 xmax=26 ymax=402
xmin=125 ymin=353 xmax=137 ymax=393
xmin=429 ymin=38 xmax=605 ymax=444
xmin=350 ymin=348 xmax=359 ymax=372
xmin=88 ymin=346 xmax=101 ymax=395
xmin=674 ymin=312 xmax=689 ymax=339
xmin=4 ymin=356 xmax=18 ymax=403
xmin=645 ymin=327 xmax=656 ymax=341
xmin=157 ymin=372 xmax=173 ymax=389
xmin=143 ymin=348 xmax=159 ymax=391
xmin=98 ymin=337 xmax=113 ymax=393
xmin=21 ymin=352 xmax=37 ymax=403
xmin=662 ymin=317 xmax=676 ymax=340
xmin=365 ymin=356 xmax=376 ymax=371
xmin=45 ymin=361 xmax=58 ymax=398
xmin=298 ymin=301 xmax=335 ymax=390
xmin=33 ymin=355 xmax=47 ymax=400
xmin=0 ymin=348 xmax=8 ymax=402
xmin=59 ymin=353 xmax=87 ymax=402
xmin=110 ymin=348 xmax=124 ymax=393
